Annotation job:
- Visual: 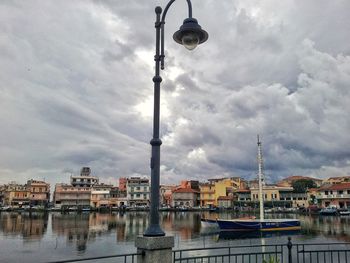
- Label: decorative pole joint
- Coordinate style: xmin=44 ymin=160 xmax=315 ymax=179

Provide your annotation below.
xmin=150 ymin=138 xmax=162 ymax=146
xmin=152 ymin=76 xmax=162 ymax=83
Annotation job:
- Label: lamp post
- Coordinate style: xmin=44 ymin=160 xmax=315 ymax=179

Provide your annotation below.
xmin=144 ymin=0 xmax=208 ymax=237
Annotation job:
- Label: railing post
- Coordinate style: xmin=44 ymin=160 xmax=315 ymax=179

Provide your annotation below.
xmin=287 ymin=237 xmax=293 ymax=263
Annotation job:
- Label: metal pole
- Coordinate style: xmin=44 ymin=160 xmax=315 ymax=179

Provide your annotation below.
xmin=287 ymin=237 xmax=293 ymax=263
xmin=144 ymin=6 xmax=165 ymax=237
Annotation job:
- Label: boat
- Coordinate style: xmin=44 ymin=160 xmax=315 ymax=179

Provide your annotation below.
xmin=217 ymin=218 xmax=301 ymax=231
xmin=216 ymin=135 xmax=301 ymax=232
xmin=319 ymin=207 xmax=338 ymax=215
xmin=200 ymin=218 xmax=218 ymax=228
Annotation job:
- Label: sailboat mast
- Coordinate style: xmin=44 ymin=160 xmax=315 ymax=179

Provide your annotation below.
xmin=257 ymin=135 xmax=265 ymax=220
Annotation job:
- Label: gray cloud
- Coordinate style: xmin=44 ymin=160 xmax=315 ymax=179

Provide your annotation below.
xmin=1 ymin=0 xmax=350 ymax=189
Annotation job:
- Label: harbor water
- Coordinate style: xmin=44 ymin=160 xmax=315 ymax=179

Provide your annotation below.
xmin=0 ymin=211 xmax=350 ymax=262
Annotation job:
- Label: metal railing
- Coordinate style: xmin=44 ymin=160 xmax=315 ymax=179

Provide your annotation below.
xmin=46 ymin=252 xmax=142 ymax=263
xmin=174 ymin=244 xmax=284 ymax=263
xmin=173 ymin=238 xmax=350 ymax=263
xmin=45 ymin=238 xmax=350 ymax=263
xmin=295 ymin=243 xmax=350 ymax=263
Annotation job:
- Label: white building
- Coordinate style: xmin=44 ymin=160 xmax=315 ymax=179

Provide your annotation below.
xmin=126 ymin=177 xmax=150 ymax=207
xmin=71 ymin=167 xmax=99 ymax=187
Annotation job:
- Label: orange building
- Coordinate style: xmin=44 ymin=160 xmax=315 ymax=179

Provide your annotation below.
xmin=27 ymin=179 xmax=50 ymax=207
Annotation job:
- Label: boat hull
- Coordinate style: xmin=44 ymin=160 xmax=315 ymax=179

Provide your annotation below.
xmin=217 ymin=219 xmax=301 ymax=231
xmin=201 ymin=218 xmax=218 ymax=228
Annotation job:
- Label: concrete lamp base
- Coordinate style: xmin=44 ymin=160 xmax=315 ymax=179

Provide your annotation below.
xmin=135 ymin=235 xmax=175 ymax=263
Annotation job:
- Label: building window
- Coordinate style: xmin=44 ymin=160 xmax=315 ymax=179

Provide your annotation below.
xmin=136 ymin=194 xmax=140 ymax=198
xmin=339 ymin=190 xmax=343 ymax=194
xmin=325 ymin=191 xmax=328 ymax=195
xmin=136 ymin=187 xmax=140 ymax=190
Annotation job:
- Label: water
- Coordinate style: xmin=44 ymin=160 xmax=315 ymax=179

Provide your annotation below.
xmin=0 ymin=211 xmax=350 ymax=262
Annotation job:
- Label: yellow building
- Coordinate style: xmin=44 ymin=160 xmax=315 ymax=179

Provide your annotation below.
xmin=201 ymin=178 xmax=243 ymax=207
xmin=213 ymin=179 xmax=233 ymax=206
xmin=250 ymin=185 xmax=282 ymax=201
xmin=199 ymin=183 xmax=215 ymax=207
xmin=250 ymin=185 xmax=308 ymax=208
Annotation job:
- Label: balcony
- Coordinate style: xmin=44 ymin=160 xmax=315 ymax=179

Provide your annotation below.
xmin=318 ymin=194 xmax=350 ymax=199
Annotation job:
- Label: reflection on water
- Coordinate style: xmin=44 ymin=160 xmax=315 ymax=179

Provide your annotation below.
xmin=1 ymin=211 xmax=350 ymax=262
xmin=0 ymin=212 xmax=48 ymax=240
xmin=218 ymin=230 xmax=301 ymax=240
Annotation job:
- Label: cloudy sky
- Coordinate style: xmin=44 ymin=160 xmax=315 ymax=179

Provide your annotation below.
xmin=1 ymin=0 xmax=350 ymax=188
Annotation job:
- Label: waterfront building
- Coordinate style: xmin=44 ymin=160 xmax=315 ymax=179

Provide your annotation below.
xmin=231 ymin=177 xmax=248 ymax=189
xmin=279 ymin=188 xmax=308 ymax=208
xmin=178 ymin=180 xmax=200 ymax=191
xmin=251 ymin=185 xmax=280 ymax=203
xmin=235 ymin=189 xmax=251 ymax=202
xmin=26 ymin=179 xmax=50 ymax=207
xmin=213 ymin=178 xmax=236 ymax=206
xmin=0 ymin=185 xmax=5 ymax=206
xmin=109 ymin=187 xmax=128 ymax=207
xmin=199 ymin=182 xmax=215 ymax=207
xmin=199 ymin=178 xmax=243 ymax=207
xmin=3 ymin=182 xmax=30 ymax=207
xmin=71 ymin=167 xmax=99 ymax=187
xmin=53 ymin=184 xmax=91 ymax=209
xmin=250 ymin=185 xmax=308 ymax=208
xmin=172 ymin=188 xmax=200 ymax=208
xmin=90 ymin=184 xmax=113 ymax=208
xmin=160 ymin=185 xmax=176 ymax=207
xmin=316 ymin=182 xmax=350 ymax=208
xmin=119 ymin=177 xmax=127 ymax=192
xmin=217 ymin=196 xmax=234 ymax=208
xmin=126 ymin=177 xmax=150 ymax=207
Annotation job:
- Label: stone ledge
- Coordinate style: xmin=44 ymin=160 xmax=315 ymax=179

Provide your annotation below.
xmin=135 ymin=235 xmax=174 ymax=250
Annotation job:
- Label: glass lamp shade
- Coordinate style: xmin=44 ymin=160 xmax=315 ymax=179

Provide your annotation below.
xmin=181 ymin=32 xmax=200 ymax=50
xmin=173 ymin=18 xmax=208 ymax=50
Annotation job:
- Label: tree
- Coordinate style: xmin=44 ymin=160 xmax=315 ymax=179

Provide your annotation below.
xmin=292 ymin=179 xmax=317 ymax=193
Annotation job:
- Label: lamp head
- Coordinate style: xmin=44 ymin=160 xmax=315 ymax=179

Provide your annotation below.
xmin=173 ymin=18 xmax=208 ymax=50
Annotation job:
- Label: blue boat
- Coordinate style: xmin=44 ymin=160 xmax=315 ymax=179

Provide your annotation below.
xmin=217 ymin=218 xmax=301 ymax=232
xmin=216 ymin=136 xmax=301 ymax=232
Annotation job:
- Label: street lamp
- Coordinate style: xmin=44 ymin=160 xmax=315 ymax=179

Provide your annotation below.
xmin=144 ymin=0 xmax=208 ymax=237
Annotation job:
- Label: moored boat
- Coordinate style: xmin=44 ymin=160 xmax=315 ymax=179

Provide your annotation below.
xmin=200 ymin=218 xmax=218 ymax=228
xmin=216 ymin=136 xmax=301 ymax=232
xmin=217 ymin=218 xmax=301 ymax=231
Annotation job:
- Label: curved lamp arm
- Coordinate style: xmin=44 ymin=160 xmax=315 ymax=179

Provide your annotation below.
xmin=159 ymin=0 xmax=204 ymax=70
